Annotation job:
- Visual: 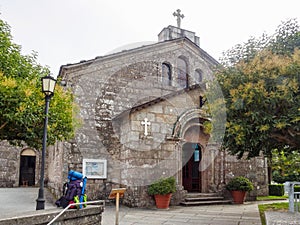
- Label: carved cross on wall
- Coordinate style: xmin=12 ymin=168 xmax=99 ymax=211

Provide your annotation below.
xmin=173 ymin=9 xmax=184 ymax=28
xmin=141 ymin=118 xmax=151 ymax=136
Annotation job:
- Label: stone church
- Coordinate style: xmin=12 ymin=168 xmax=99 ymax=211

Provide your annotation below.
xmin=0 ymin=14 xmax=269 ymax=207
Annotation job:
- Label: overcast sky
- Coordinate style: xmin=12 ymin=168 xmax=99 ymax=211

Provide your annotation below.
xmin=0 ymin=0 xmax=299 ymax=76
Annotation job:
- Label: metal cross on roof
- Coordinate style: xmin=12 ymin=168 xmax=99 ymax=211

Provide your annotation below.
xmin=173 ymin=9 xmax=184 ymax=28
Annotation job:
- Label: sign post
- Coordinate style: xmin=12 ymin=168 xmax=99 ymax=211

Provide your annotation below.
xmin=108 ymin=188 xmax=126 ymax=225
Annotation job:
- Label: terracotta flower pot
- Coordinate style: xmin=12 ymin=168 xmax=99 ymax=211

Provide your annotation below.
xmin=154 ymin=193 xmax=172 ymax=209
xmin=231 ymin=190 xmax=246 ymax=204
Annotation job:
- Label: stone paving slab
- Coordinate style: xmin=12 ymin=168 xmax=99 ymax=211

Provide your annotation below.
xmin=265 ymin=211 xmax=300 ymax=225
xmin=0 ymin=187 xmax=56 ymax=219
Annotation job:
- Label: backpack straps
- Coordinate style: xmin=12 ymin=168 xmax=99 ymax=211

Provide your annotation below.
xmin=79 ymin=177 xmax=87 ymax=207
xmin=62 ymin=182 xmax=68 ymax=196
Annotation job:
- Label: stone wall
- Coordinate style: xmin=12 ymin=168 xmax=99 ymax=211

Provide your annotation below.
xmin=0 ymin=141 xmax=20 ymax=187
xmin=0 ymin=140 xmax=40 ymax=188
xmin=47 ymin=142 xmax=66 ymax=198
xmin=0 ymin=205 xmax=104 ymax=225
xmin=223 ymin=152 xmax=269 ymax=199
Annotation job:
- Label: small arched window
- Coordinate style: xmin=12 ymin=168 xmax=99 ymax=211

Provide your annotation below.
xmin=195 ymin=69 xmax=203 ymax=83
xmin=162 ymin=62 xmax=172 ymax=86
xmin=177 ymin=57 xmax=188 ymax=88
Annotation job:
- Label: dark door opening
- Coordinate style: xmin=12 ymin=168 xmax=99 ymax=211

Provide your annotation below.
xmin=182 ymin=143 xmax=202 ymax=192
xmin=19 ymin=155 xmax=36 ymax=186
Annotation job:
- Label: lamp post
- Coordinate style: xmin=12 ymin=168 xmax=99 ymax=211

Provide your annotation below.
xmin=36 ymin=74 xmax=56 ymax=210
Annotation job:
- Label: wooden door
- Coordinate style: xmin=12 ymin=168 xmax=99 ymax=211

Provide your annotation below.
xmin=19 ymin=156 xmax=36 ymax=186
xmin=182 ymin=143 xmax=202 ymax=192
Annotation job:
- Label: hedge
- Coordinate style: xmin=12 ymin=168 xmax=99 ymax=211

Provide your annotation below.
xmin=269 ymin=184 xmax=300 ymax=196
xmin=269 ymin=184 xmax=284 ymax=196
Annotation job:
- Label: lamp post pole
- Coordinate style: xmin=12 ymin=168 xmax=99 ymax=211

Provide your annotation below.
xmin=36 ymin=75 xmax=56 ymax=210
xmin=36 ymin=95 xmax=50 ymax=210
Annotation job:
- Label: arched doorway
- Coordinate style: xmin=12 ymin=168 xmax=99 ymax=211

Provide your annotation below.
xmin=19 ymin=149 xmax=36 ymax=186
xmin=182 ymin=143 xmax=202 ymax=192
xmin=171 ymin=108 xmax=211 ymax=193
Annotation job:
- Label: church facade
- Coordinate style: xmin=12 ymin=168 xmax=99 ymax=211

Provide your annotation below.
xmin=46 ymin=25 xmax=268 ymax=207
xmin=0 ymin=23 xmax=269 ymax=207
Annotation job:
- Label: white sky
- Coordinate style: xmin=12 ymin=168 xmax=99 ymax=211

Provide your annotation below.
xmin=0 ymin=0 xmax=299 ymax=76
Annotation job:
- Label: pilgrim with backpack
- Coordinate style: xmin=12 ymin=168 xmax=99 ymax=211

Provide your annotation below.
xmin=55 ymin=170 xmax=87 ymax=209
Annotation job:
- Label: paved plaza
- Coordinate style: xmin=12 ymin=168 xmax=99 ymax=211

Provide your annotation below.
xmin=1 ymin=187 xmax=300 ymax=225
xmin=102 ymin=202 xmax=261 ymax=225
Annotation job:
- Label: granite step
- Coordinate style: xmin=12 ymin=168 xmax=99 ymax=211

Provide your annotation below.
xmin=180 ymin=193 xmax=232 ymax=206
xmin=184 ymin=196 xmax=225 ymax=201
xmin=181 ymin=199 xmax=232 ymax=206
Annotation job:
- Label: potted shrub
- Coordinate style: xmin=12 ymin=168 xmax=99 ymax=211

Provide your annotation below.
xmin=148 ymin=176 xmax=176 ymax=209
xmin=226 ymin=176 xmax=254 ymax=204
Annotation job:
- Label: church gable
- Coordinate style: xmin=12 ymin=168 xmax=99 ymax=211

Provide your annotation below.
xmin=59 ymin=36 xmax=218 ymax=84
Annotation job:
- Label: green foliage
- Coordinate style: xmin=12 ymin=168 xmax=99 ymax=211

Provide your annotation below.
xmin=203 ymin=120 xmax=212 ymax=134
xmin=295 ymin=185 xmax=300 ymax=193
xmin=204 ymin=82 xmax=227 ymax=144
xmin=215 ymin=19 xmax=300 ymax=159
xmin=257 ymin=195 xmax=287 ymax=201
xmin=269 ymin=19 xmax=300 ymax=56
xmin=268 ymin=184 xmax=284 ymax=196
xmin=226 ymin=176 xmax=254 ymax=192
xmin=148 ymin=177 xmax=176 ymax=195
xmin=272 ymin=149 xmax=300 ymax=183
xmin=0 ymin=18 xmax=79 ymax=149
xmin=221 ymin=18 xmax=300 ymax=66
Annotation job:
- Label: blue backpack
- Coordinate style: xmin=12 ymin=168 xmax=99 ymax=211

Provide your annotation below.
xmin=55 ymin=170 xmax=87 ymax=209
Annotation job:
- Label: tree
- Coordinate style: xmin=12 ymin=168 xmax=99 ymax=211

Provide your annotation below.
xmin=215 ymin=19 xmax=300 ymax=159
xmin=0 ymin=18 xmax=79 ymax=149
xmin=221 ymin=19 xmax=300 ymax=66
xmin=272 ymin=148 xmax=300 ymax=183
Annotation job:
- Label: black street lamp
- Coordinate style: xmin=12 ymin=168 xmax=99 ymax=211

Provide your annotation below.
xmin=36 ymin=74 xmax=56 ymax=210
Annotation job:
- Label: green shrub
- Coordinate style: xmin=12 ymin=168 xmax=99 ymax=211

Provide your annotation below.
xmin=272 ymin=172 xmax=286 ymax=184
xmin=148 ymin=177 xmax=176 ymax=195
xmin=272 ymin=171 xmax=300 ymax=184
xmin=269 ymin=184 xmax=284 ymax=196
xmin=294 ymin=185 xmax=300 ymax=192
xmin=226 ymin=176 xmax=254 ymax=192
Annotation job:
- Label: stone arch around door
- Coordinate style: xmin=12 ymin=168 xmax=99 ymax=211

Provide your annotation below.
xmin=19 ymin=149 xmax=37 ymax=186
xmin=171 ymin=109 xmax=211 ymax=193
